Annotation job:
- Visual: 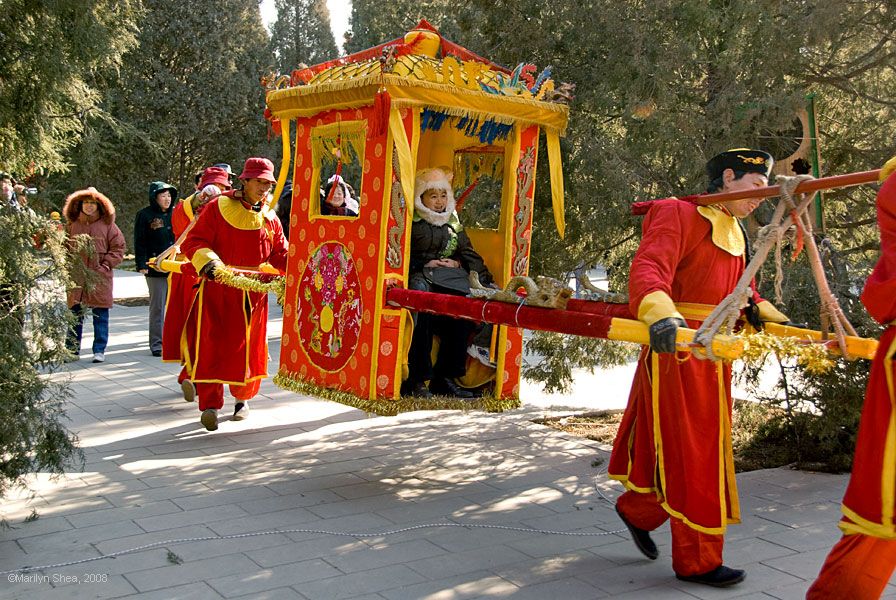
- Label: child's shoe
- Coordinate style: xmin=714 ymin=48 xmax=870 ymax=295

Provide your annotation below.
xmin=233 ymin=401 xmax=249 ymax=421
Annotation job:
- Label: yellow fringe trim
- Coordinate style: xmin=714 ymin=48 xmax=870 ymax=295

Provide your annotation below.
xmin=310 ymin=121 xmax=368 ymax=167
xmin=273 ymin=370 xmax=521 ymax=416
xmin=267 ymin=75 xmax=568 ymax=136
xmin=213 ymin=269 xmax=286 ymax=304
xmin=740 ymin=332 xmax=835 ymax=374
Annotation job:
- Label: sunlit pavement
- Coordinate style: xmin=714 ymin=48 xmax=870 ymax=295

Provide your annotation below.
xmin=0 ymin=270 xmax=892 ymax=599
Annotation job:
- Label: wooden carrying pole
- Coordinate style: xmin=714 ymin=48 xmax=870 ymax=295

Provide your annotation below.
xmin=694 ymin=169 xmax=881 ymax=205
xmin=385 ymin=288 xmax=877 ymax=360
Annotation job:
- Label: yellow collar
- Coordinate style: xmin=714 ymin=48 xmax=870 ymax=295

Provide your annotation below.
xmin=697 ymin=205 xmax=745 ymax=256
xmin=182 ymin=195 xmax=195 ymax=220
xmin=218 ymin=196 xmax=275 ymax=230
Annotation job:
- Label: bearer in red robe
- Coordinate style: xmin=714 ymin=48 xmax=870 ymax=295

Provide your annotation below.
xmin=806 ymin=158 xmax=896 ymax=599
xmin=181 ymin=158 xmax=288 ymax=431
xmin=608 ymin=149 xmax=789 ymax=587
xmin=162 ymin=166 xmax=232 ymax=402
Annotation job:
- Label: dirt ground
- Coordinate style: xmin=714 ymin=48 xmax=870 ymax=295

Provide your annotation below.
xmin=534 ymin=411 xmax=624 ymax=446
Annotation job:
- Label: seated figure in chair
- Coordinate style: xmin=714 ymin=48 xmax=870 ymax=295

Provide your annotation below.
xmin=403 ymin=167 xmax=495 ymax=399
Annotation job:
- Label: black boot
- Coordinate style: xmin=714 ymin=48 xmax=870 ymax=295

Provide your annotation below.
xmin=615 ymin=505 xmax=658 ymax=560
xmin=400 ymin=380 xmax=432 ymax=398
xmin=429 ymin=377 xmax=475 ymax=399
xmin=676 ymin=565 xmax=746 ymax=587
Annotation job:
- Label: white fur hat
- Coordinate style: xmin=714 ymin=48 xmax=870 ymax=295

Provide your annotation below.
xmin=413 ymin=167 xmax=456 ymax=226
xmin=414 ymin=167 xmax=454 ymax=203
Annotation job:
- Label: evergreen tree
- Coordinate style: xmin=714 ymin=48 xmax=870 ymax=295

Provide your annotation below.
xmin=347 ymin=1 xmax=896 ymax=466
xmin=49 ymin=0 xmax=277 ymax=245
xmin=0 ymin=210 xmax=88 ymax=498
xmin=345 ymin=0 xmax=466 ymax=54
xmin=269 ymin=0 xmax=338 ymax=71
xmin=0 ymin=0 xmax=141 ymax=174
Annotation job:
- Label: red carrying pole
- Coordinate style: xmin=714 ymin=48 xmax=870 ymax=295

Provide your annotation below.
xmin=693 ymin=169 xmax=881 ymax=205
xmin=386 ymin=288 xmax=619 ymax=338
xmin=632 ymin=169 xmax=882 ymax=215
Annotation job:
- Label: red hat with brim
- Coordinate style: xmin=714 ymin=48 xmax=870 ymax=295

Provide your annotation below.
xmin=238 ymin=157 xmax=276 ymax=183
xmin=199 ymin=167 xmax=231 ymax=189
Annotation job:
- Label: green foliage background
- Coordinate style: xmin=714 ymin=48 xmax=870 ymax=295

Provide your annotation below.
xmin=347 ymin=0 xmax=896 ymax=468
xmin=0 ymin=211 xmax=85 ymax=497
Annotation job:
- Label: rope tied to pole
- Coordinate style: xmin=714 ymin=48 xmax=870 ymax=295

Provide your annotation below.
xmin=694 ymin=174 xmax=857 ymax=361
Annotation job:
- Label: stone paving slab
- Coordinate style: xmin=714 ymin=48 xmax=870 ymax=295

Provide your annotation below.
xmin=0 ymin=280 xmax=894 ymax=599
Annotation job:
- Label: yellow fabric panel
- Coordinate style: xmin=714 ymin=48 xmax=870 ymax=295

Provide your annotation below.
xmin=386 ymin=80 xmax=568 ymax=135
xmin=696 ymin=206 xmax=745 ymax=256
xmin=457 ymin=358 xmax=496 ymax=389
xmin=268 ymin=83 xmax=379 ymax=119
xmin=389 ymin=110 xmax=416 ymax=214
xmin=637 ymin=290 xmax=684 ymax=326
xmin=546 ymin=130 xmax=565 ymax=238
xmin=267 ymin=76 xmax=569 ymax=135
xmin=756 ymin=300 xmax=789 ymax=323
xmin=465 ymin=228 xmax=505 ymax=287
xmin=418 ymin=126 xmax=471 ymax=169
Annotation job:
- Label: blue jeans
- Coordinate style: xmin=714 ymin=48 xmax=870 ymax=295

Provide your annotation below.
xmin=67 ymin=305 xmax=110 ymax=354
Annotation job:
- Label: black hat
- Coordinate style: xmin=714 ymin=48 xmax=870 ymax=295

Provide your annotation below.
xmin=706 ymin=148 xmax=774 ymax=182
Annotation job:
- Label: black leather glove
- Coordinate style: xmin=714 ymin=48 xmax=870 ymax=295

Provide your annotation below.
xmin=199 ymin=259 xmax=224 ymax=280
xmin=649 ymin=317 xmax=687 ymax=354
xmin=744 ymin=297 xmax=764 ymax=331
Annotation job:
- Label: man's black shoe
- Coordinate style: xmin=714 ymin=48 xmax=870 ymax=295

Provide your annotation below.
xmin=676 ymin=565 xmax=746 ymax=588
xmin=401 ymin=380 xmax=432 ymax=398
xmin=429 ymin=377 xmax=475 ymax=399
xmin=615 ymin=504 xmax=658 ymax=560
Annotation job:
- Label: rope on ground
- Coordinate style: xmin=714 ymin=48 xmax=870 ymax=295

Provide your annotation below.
xmin=0 ymin=521 xmax=627 ymax=575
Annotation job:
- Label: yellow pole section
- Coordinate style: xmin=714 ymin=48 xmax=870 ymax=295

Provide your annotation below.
xmin=270 ymin=118 xmax=293 ymax=212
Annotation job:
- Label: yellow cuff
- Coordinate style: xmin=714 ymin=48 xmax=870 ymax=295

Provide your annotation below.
xmin=638 ymin=290 xmax=685 ymax=326
xmin=880 ymin=156 xmax=896 ymax=183
xmin=191 ymin=248 xmax=221 ymax=273
xmin=757 ymin=300 xmax=788 ymax=323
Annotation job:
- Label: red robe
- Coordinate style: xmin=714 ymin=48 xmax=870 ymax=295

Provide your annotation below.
xmin=181 ymin=196 xmax=288 ymax=385
xmin=161 ymin=198 xmax=198 ymax=362
xmin=843 ymin=172 xmax=896 ymax=539
xmin=609 ymin=199 xmax=770 ymax=534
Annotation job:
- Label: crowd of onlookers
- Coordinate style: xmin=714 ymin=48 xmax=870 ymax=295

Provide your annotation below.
xmin=1 ymin=162 xmax=500 ymax=421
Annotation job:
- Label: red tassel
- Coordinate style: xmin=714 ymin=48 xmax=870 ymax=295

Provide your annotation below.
xmin=455 ymin=178 xmax=480 ymax=210
xmin=263 ymin=108 xmax=281 ymax=139
xmin=370 ymin=89 xmax=390 ymax=138
xmin=790 ymin=209 xmax=805 ymax=260
xmin=325 ymin=162 xmax=344 ymax=205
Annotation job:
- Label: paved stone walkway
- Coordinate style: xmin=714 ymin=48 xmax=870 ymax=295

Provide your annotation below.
xmin=0 ymin=273 xmax=893 ymax=599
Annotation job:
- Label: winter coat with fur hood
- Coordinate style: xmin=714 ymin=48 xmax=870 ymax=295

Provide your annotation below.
xmin=63 ymin=188 xmax=126 ymax=308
